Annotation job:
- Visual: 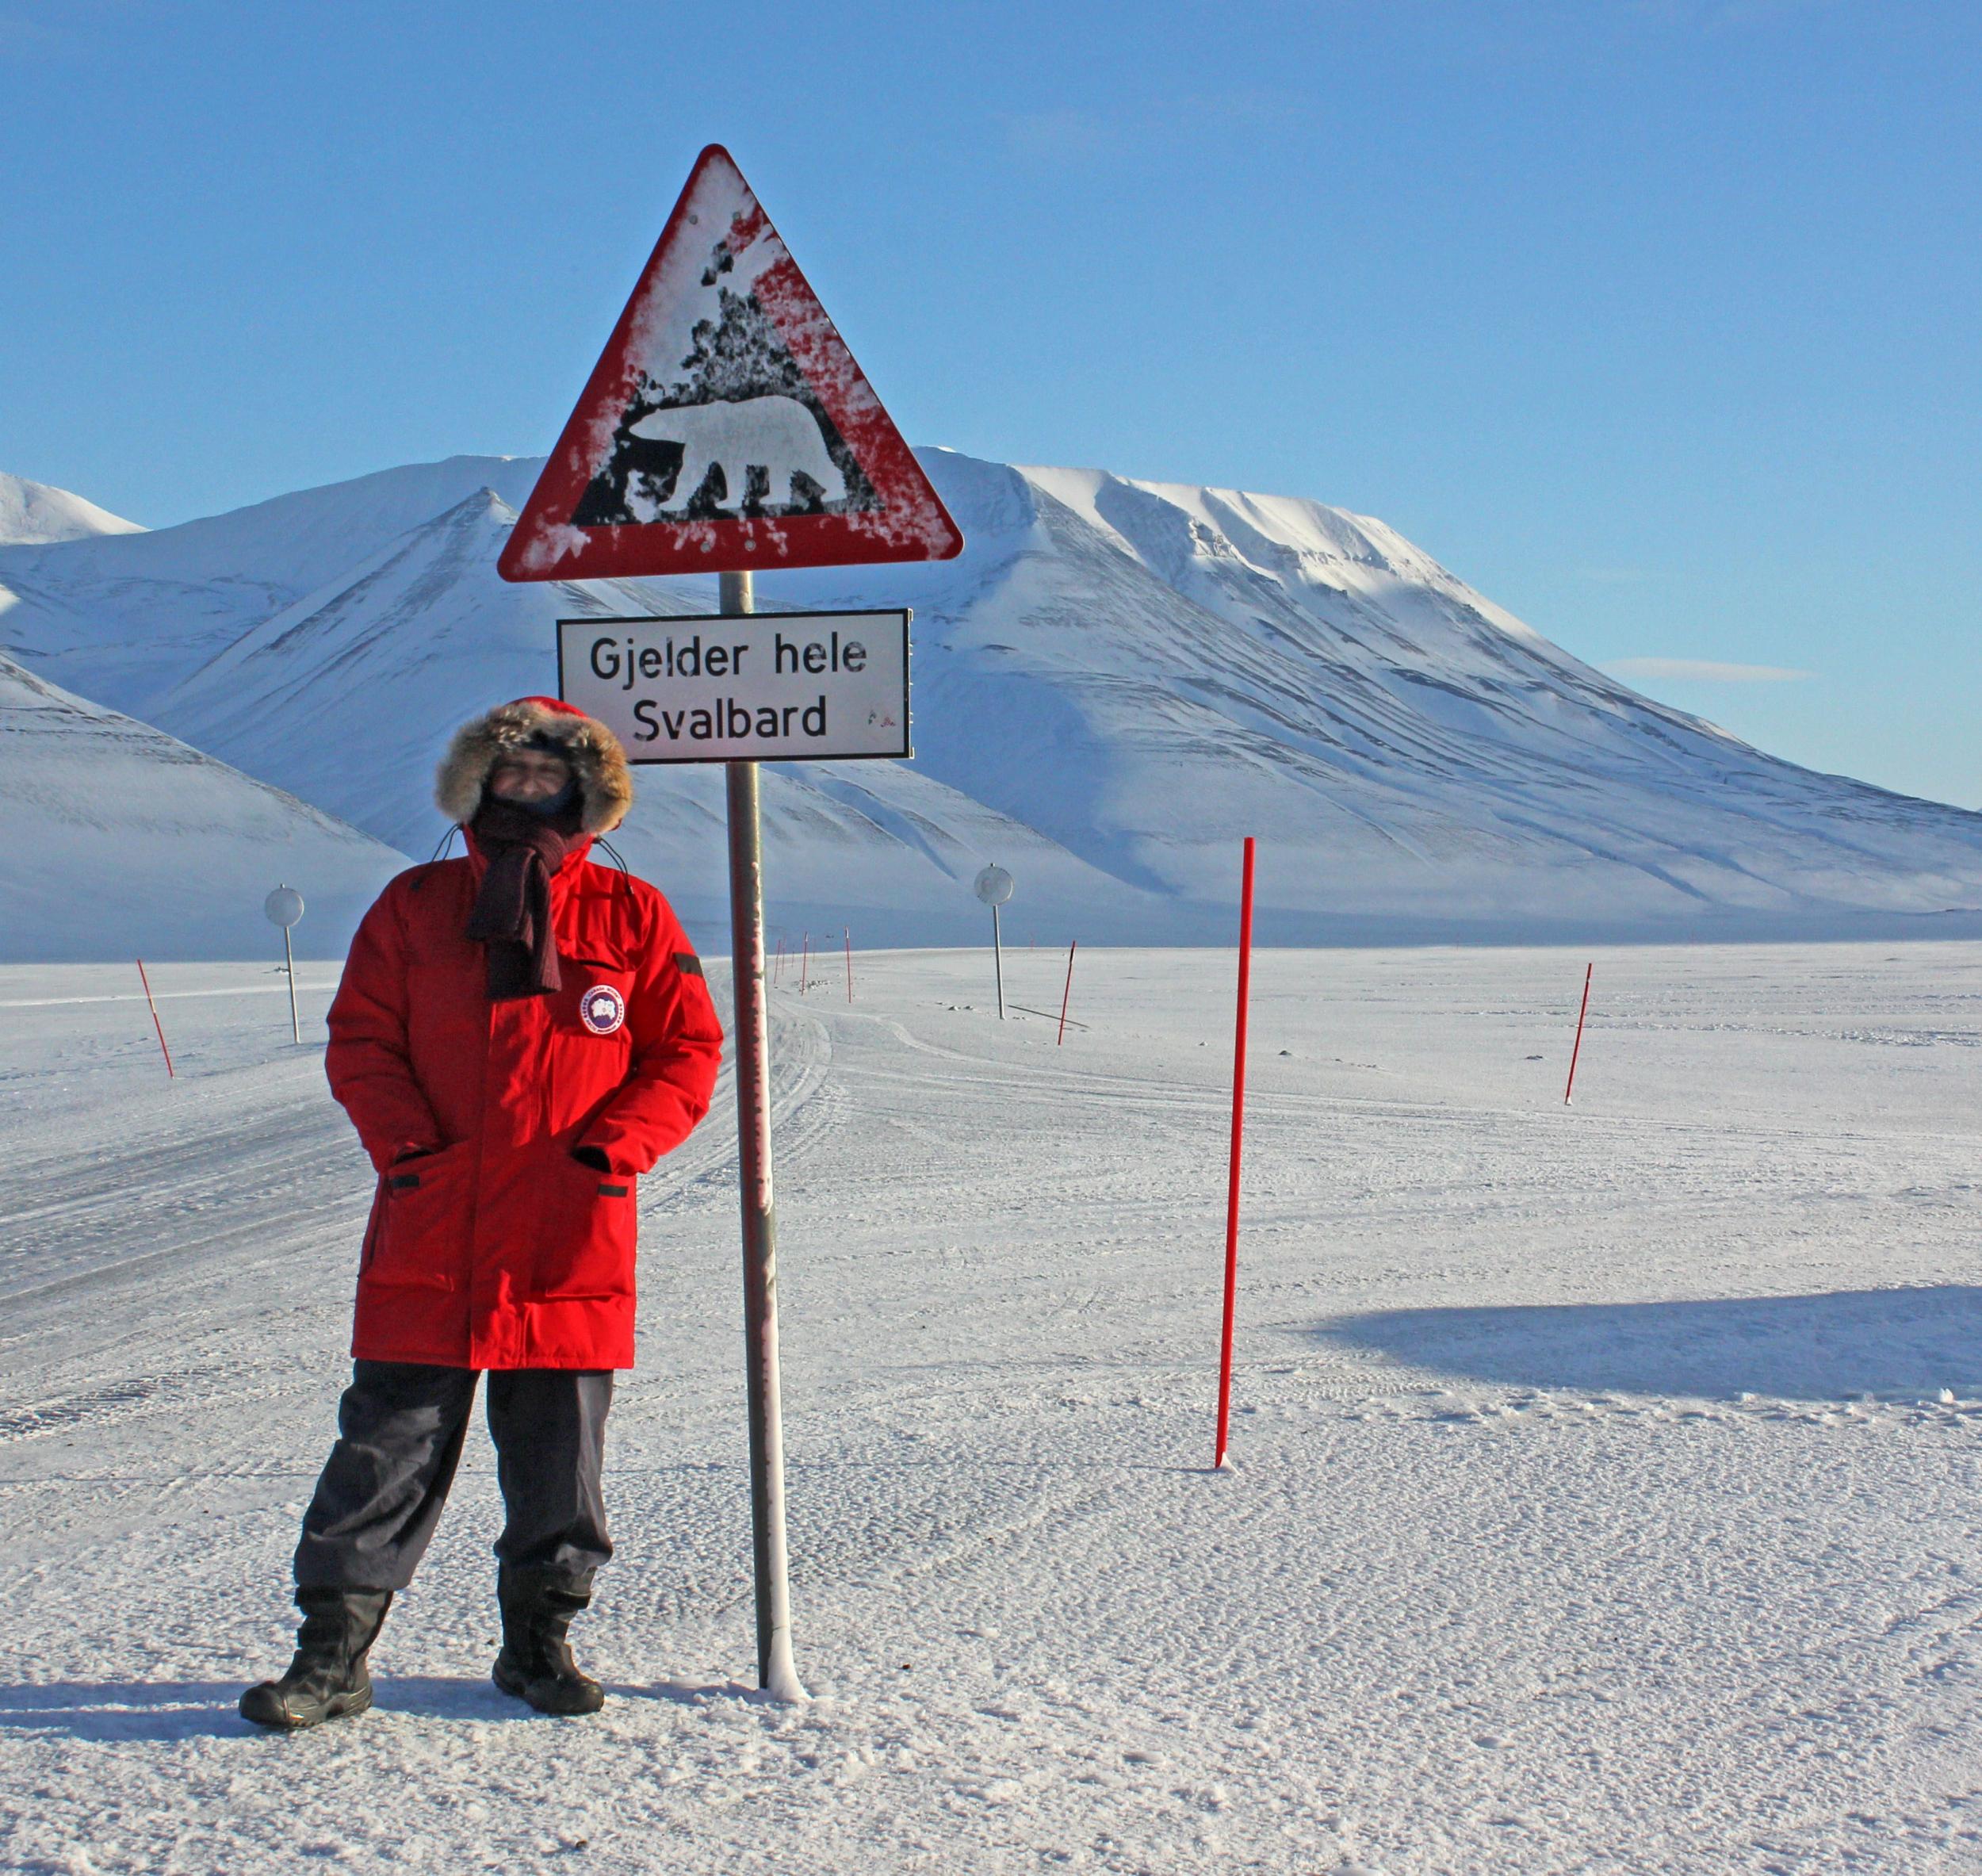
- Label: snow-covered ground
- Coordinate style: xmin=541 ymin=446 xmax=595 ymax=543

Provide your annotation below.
xmin=2 ymin=942 xmax=1980 ymax=1874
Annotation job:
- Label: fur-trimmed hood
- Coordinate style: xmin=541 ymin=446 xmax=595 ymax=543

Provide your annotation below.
xmin=435 ymin=696 xmax=633 ymax=835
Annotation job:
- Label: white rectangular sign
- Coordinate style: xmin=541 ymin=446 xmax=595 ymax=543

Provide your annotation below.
xmin=557 ymin=609 xmax=910 ymax=764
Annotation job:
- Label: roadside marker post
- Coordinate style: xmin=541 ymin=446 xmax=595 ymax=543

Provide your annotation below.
xmin=800 ymin=932 xmax=809 ymax=996
xmin=135 ymin=959 xmax=174 ymax=1079
xmin=844 ymin=928 xmax=853 ymax=1004
xmin=974 ymin=864 xmax=1013 ymax=1020
xmin=1213 ymin=837 xmax=1257 ymax=1472
xmin=1057 ymin=940 xmax=1078 ymax=1045
xmin=501 ymin=144 xmax=962 ymax=1702
xmin=1564 ymin=962 xmax=1594 ymax=1105
xmin=265 ymin=886 xmax=305 ymax=1044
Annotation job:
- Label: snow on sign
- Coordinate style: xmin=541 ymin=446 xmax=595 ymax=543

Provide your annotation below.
xmin=498 ymin=145 xmax=964 ymax=582
xmin=557 ymin=610 xmax=909 ymax=764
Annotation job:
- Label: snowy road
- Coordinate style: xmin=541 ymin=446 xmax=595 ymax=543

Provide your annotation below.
xmin=2 ymin=944 xmax=1980 ymax=1874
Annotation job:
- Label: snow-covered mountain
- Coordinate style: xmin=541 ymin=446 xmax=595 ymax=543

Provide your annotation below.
xmin=4 ymin=452 xmax=1979 ymax=945
xmin=0 ymin=654 xmax=406 ymax=960
xmin=0 ymin=473 xmax=143 ymax=546
xmin=137 ymin=486 xmax=1125 ymax=939
xmin=0 ymin=458 xmax=548 ymax=710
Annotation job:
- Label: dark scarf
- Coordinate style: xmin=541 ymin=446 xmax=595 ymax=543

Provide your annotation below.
xmin=466 ymin=800 xmax=584 ymax=1000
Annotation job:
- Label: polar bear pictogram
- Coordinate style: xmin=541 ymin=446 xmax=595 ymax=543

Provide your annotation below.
xmin=629 ymin=395 xmax=847 ymax=514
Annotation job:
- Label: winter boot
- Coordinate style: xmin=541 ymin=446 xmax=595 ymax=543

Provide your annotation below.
xmin=239 ymin=1586 xmax=393 ymax=1731
xmin=492 ymin=1564 xmax=606 ymax=1716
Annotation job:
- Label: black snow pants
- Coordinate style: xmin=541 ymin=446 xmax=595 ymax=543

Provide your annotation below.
xmin=293 ymin=1360 xmax=614 ymax=1593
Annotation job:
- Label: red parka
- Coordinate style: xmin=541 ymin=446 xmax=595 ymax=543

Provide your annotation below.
xmin=327 ymin=833 xmax=722 ymax=1373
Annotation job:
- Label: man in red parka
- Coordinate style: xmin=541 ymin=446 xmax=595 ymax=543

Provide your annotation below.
xmin=241 ymin=696 xmax=722 ymax=1729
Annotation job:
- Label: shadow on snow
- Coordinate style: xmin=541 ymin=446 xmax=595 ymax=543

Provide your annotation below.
xmin=0 ymin=1674 xmax=751 ymax=1741
xmin=1308 ymin=1284 xmax=1982 ymax=1403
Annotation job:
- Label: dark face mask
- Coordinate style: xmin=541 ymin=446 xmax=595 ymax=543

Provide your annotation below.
xmin=504 ymin=778 xmax=581 ymax=819
xmin=483 ymin=772 xmax=581 ymax=820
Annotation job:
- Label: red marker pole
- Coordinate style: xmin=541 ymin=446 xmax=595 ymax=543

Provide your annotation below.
xmin=135 ymin=959 xmax=174 ymax=1080
xmin=1563 ymin=962 xmax=1594 ymax=1106
xmin=1057 ymin=940 xmax=1078 ymax=1046
xmin=1213 ymin=837 xmax=1256 ymax=1471
xmin=844 ymin=928 xmax=853 ymax=1004
xmin=800 ymin=932 xmax=809 ymax=996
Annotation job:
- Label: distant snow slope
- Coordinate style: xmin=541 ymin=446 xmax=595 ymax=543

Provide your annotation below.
xmin=0 ymin=472 xmax=143 ymax=546
xmin=4 ymin=450 xmax=1980 ymax=942
xmin=0 ymin=655 xmax=406 ymax=960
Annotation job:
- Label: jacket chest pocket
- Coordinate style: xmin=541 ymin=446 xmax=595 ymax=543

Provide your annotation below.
xmin=549 ymin=954 xmax=636 ymax=1128
xmin=554 ymin=952 xmax=637 ymax=1041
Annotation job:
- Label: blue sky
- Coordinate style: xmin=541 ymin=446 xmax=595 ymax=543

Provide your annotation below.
xmin=6 ymin=0 xmax=1977 ymax=806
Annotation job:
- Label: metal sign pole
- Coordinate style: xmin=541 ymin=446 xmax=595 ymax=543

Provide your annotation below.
xmin=972 ymin=865 xmax=1014 ymax=1020
xmin=266 ymin=886 xmax=306 ymax=1045
xmin=720 ymin=568 xmax=804 ymax=1701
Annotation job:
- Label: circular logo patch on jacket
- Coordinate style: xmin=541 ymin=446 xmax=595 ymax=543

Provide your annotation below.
xmin=579 ymin=985 xmax=626 ymax=1036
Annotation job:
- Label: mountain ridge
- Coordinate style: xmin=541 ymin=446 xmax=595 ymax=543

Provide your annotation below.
xmin=0 ymin=472 xmax=144 ymax=547
xmin=3 ymin=452 xmax=1978 ymax=947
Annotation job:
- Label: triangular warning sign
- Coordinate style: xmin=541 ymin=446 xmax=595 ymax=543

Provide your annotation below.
xmin=499 ymin=146 xmax=963 ymax=584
